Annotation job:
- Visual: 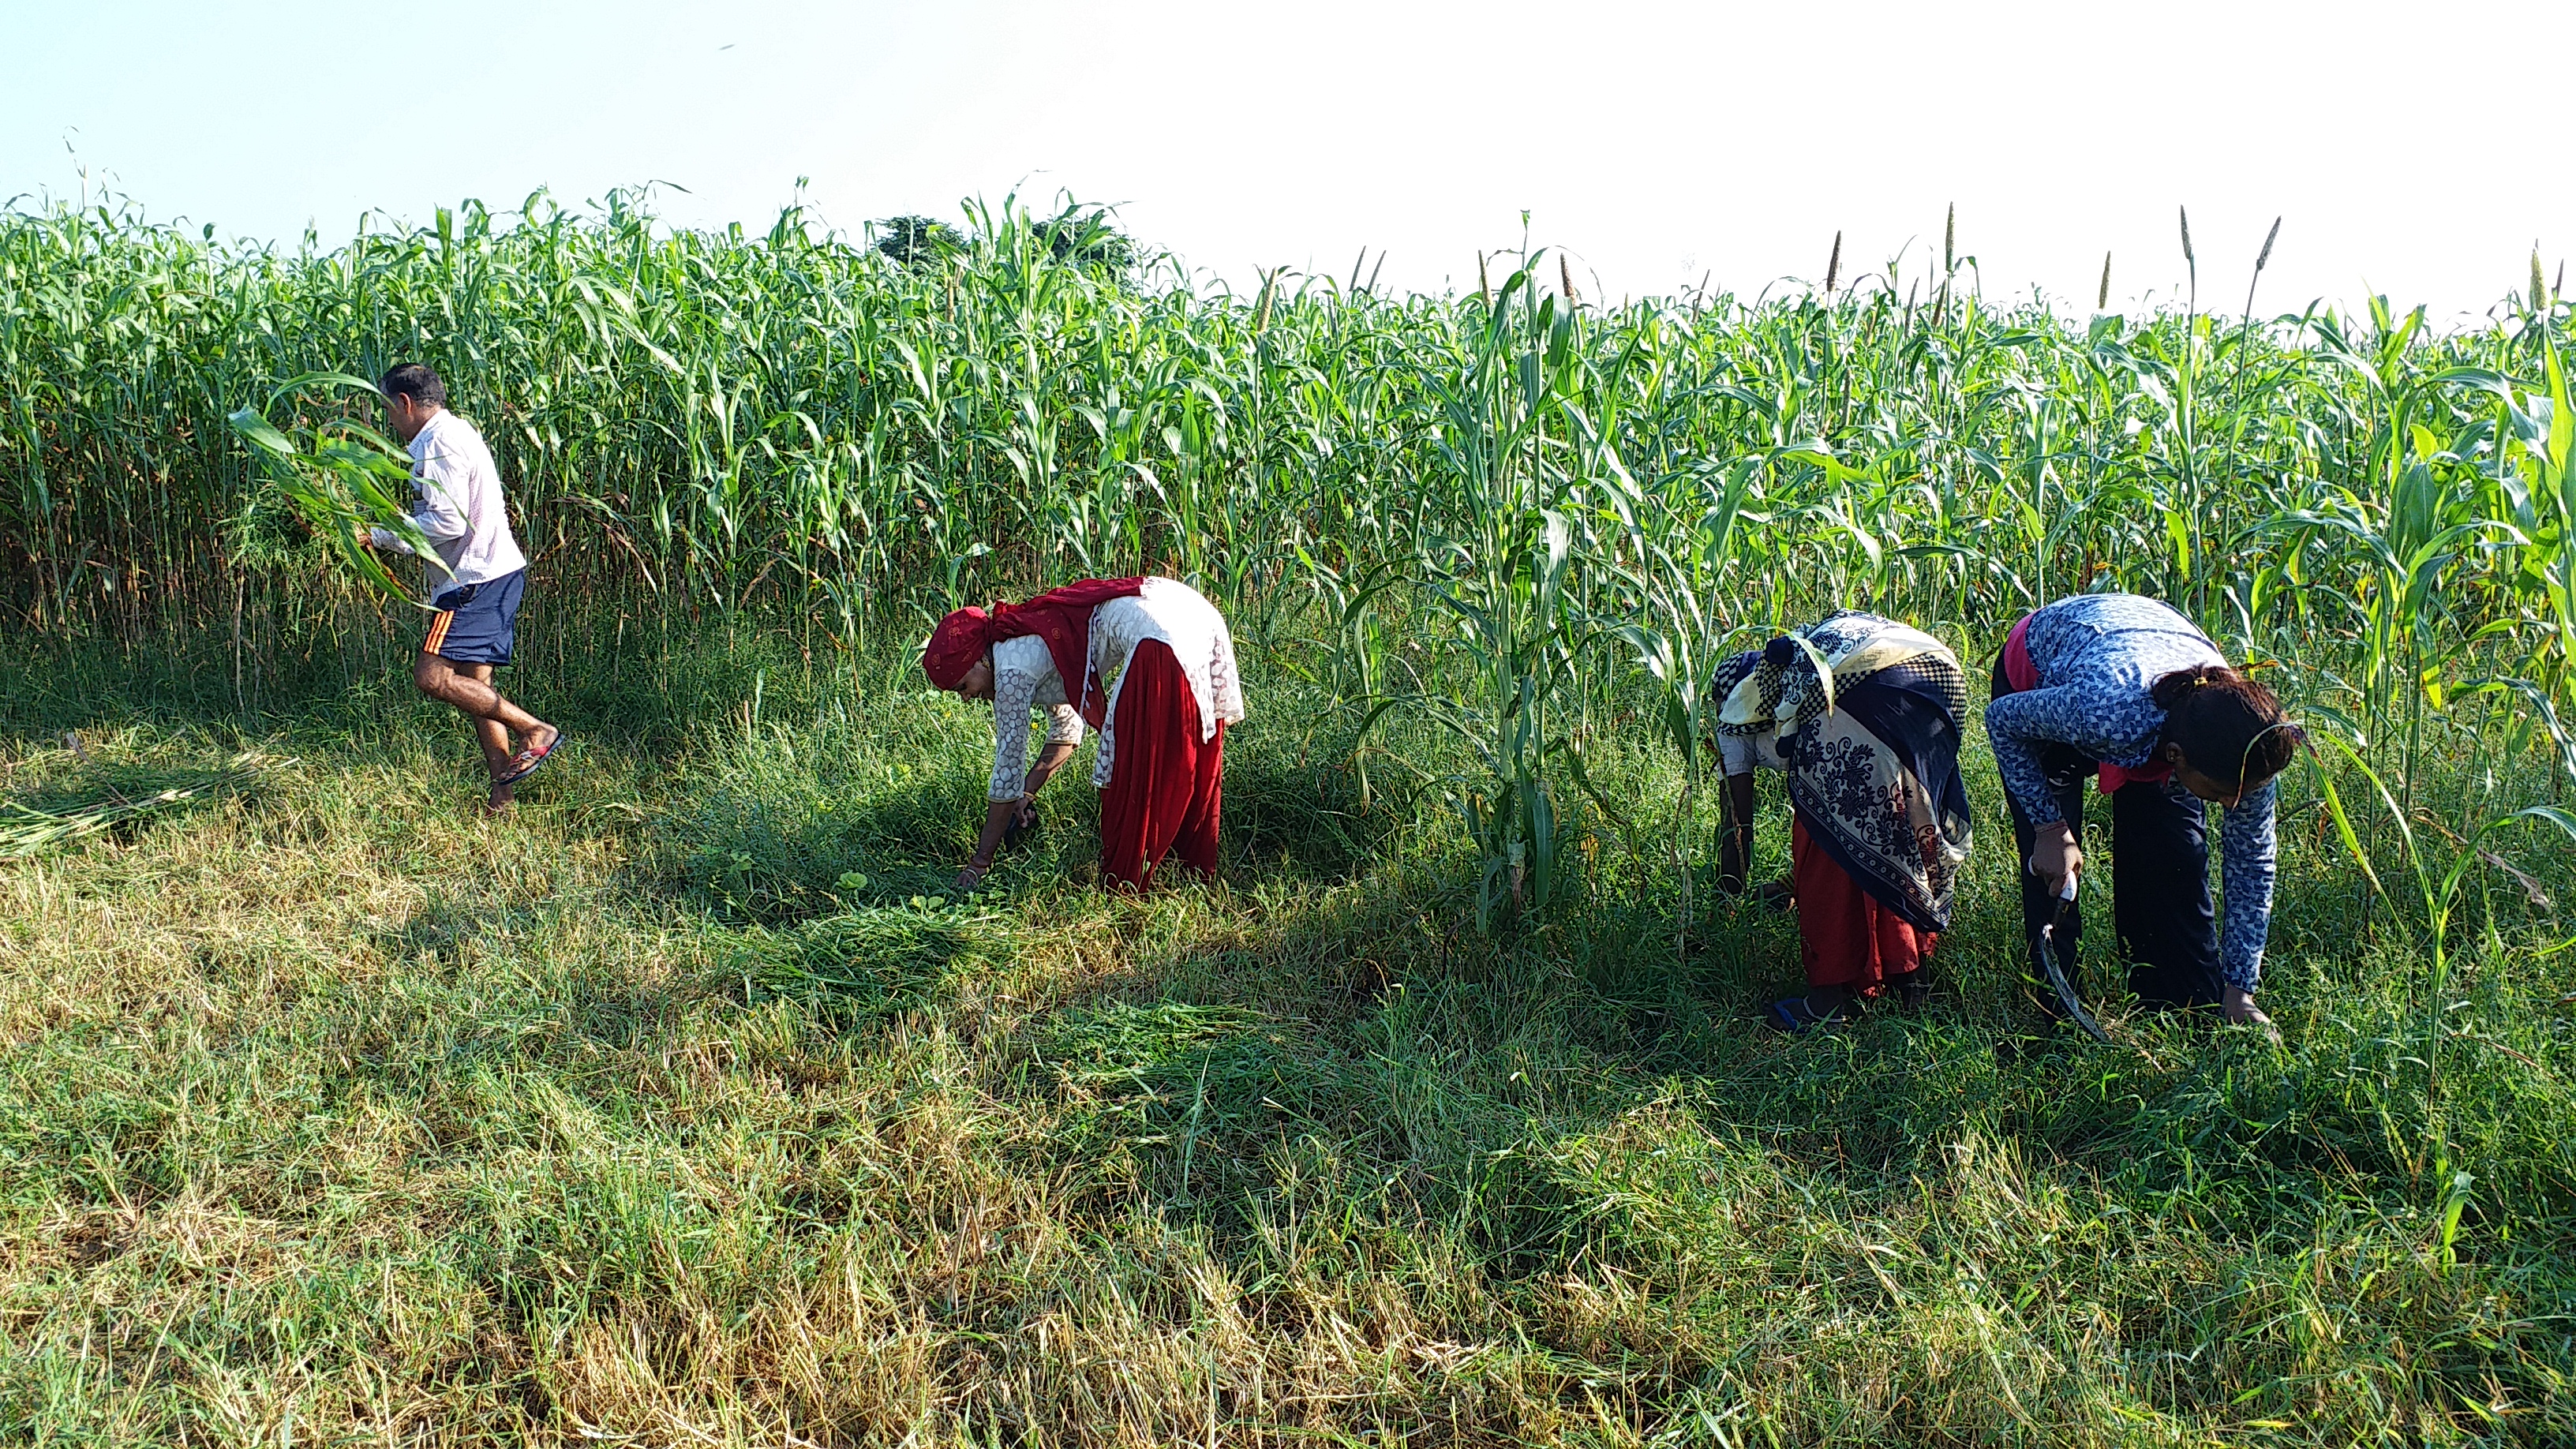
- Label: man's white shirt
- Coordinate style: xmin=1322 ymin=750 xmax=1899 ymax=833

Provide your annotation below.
xmin=370 ymin=409 xmax=527 ymax=595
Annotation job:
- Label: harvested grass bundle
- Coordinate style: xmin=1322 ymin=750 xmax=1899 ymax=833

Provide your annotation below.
xmin=0 ymin=751 xmax=296 ymax=859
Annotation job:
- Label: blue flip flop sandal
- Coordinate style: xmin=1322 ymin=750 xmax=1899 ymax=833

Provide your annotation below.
xmin=1768 ymin=994 xmax=1848 ymax=1034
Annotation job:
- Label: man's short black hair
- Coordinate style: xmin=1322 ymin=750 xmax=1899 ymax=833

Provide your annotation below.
xmin=380 ymin=362 xmax=447 ymax=409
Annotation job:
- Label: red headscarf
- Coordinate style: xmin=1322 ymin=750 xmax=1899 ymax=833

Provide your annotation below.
xmin=923 ymin=577 xmax=1147 ymax=727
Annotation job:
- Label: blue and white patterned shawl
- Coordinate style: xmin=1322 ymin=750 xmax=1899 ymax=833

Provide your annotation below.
xmin=1712 ymin=611 xmax=1973 ymax=931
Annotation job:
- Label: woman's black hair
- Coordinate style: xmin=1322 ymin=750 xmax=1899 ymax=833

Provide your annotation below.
xmin=2152 ymin=665 xmax=2301 ymax=789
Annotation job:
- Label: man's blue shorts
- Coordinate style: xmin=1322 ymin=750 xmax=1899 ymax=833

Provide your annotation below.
xmin=423 ymin=570 xmax=526 ymax=665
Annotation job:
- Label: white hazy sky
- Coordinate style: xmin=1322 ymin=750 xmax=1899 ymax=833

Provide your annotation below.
xmin=4 ymin=0 xmax=2568 ymax=320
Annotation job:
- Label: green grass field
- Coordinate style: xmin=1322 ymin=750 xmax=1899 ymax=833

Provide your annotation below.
xmin=5 ymin=620 xmax=2570 ymax=1447
xmin=7 ymin=185 xmax=2576 ymax=1443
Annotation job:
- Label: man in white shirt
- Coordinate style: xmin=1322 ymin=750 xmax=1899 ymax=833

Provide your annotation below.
xmin=363 ymin=363 xmax=560 ymax=811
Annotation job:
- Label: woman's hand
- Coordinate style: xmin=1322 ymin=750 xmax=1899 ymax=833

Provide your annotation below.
xmin=960 ymin=795 xmax=1025 ymax=893
xmin=2027 ymin=821 xmax=2081 ymax=897
xmin=2223 ymin=987 xmax=2280 ymax=1039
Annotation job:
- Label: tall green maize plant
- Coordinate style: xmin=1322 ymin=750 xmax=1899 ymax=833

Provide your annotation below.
xmin=17 ymin=188 xmax=2576 ymax=964
xmin=1362 ymin=257 xmax=1591 ymax=930
xmin=2525 ymin=339 xmax=2576 ymax=697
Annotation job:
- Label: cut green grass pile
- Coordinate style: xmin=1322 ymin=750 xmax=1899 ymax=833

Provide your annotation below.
xmin=2 ymin=630 xmax=2570 ymax=1447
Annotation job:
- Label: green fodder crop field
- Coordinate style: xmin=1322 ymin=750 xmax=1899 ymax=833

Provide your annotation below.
xmin=2 ymin=193 xmax=2575 ymax=1444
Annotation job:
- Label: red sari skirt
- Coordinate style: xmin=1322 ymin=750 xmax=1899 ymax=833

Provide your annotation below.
xmin=1792 ymin=814 xmax=1934 ymax=994
xmin=1096 ymin=638 xmax=1225 ymax=889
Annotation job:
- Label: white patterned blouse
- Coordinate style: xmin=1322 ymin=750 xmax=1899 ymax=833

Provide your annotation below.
xmin=983 ymin=578 xmax=1247 ymax=803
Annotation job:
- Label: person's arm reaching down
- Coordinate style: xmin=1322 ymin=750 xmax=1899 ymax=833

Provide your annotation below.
xmin=1986 ymin=687 xmax=2095 ymax=891
xmin=959 ymin=675 xmax=1073 ymax=892
xmin=1027 ymin=706 xmax=1082 ymax=797
xmin=2216 ymin=777 xmax=2278 ymax=995
xmin=1983 ymin=689 xmax=2077 ymax=829
xmin=1714 ymin=729 xmax=1767 ymax=894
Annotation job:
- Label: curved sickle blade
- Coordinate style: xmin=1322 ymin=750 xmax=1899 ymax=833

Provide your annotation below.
xmin=2036 ymin=923 xmax=2112 ymax=1043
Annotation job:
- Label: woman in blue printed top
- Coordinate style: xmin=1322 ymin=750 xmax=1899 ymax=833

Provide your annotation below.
xmin=1986 ymin=593 xmax=2300 ymax=1028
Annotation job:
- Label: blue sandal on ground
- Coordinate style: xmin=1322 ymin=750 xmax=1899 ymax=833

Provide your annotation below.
xmin=1768 ymin=994 xmax=1848 ymax=1034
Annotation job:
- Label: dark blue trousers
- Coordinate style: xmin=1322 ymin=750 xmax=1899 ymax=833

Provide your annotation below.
xmin=1991 ymin=655 xmax=2225 ymax=1011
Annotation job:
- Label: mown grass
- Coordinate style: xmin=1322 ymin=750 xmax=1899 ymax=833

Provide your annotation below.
xmin=2 ymin=623 xmax=2571 ymax=1447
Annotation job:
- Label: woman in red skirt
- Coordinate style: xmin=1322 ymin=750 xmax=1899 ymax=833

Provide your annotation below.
xmin=1712 ymin=611 xmax=1975 ymax=1031
xmin=922 ymin=576 xmax=1245 ymax=893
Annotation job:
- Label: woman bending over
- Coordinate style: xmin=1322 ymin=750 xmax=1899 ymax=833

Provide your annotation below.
xmin=1985 ymin=593 xmax=2299 ymax=1028
xmin=923 ymin=576 xmax=1245 ymax=893
xmin=1714 ymin=610 xmax=1975 ymax=1031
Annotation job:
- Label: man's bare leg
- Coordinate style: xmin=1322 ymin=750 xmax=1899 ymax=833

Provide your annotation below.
xmin=469 ymin=710 xmax=512 ymax=773
xmin=414 ymin=653 xmax=557 ymax=810
xmin=470 ymin=708 xmax=515 ymax=811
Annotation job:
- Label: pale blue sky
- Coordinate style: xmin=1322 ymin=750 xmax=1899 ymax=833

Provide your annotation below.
xmin=3 ymin=0 xmax=2568 ymax=319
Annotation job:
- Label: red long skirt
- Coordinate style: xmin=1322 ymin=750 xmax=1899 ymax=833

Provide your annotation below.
xmin=1096 ymin=638 xmax=1225 ymax=890
xmin=1792 ymin=815 xmax=1934 ymax=995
